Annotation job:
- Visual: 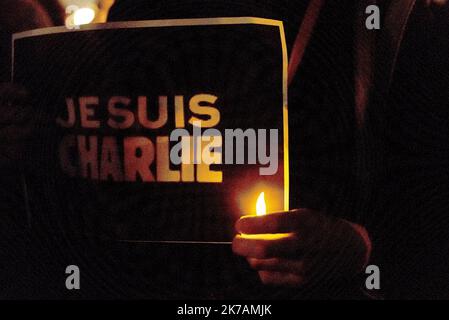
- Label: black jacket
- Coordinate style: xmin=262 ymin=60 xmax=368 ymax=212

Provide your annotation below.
xmin=361 ymin=0 xmax=449 ymax=299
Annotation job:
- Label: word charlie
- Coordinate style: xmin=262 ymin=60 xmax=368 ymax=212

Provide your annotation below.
xmin=56 ymin=94 xmax=278 ymax=183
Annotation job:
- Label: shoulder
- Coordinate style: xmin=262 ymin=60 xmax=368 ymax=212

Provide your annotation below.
xmin=423 ymin=0 xmax=448 ymax=8
xmin=0 ymin=0 xmax=53 ymax=32
xmin=412 ymin=0 xmax=449 ymax=24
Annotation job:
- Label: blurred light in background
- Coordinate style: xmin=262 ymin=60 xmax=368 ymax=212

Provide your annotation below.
xmin=60 ymin=0 xmax=114 ymax=28
xmin=73 ymin=7 xmax=96 ymax=25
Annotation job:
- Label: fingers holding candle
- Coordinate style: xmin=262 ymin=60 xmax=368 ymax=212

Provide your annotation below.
xmin=236 ymin=209 xmax=317 ymax=234
xmin=232 ymin=230 xmax=308 ymax=287
xmin=232 ymin=233 xmax=302 ymax=259
xmin=232 ymin=209 xmax=318 ymax=262
xmin=233 ymin=203 xmax=371 ymax=288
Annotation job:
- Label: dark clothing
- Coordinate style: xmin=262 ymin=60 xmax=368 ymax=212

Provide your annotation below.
xmin=0 ymin=0 xmax=63 ymax=298
xmin=364 ymin=0 xmax=449 ymax=298
xmin=0 ymin=0 xmax=55 ymax=255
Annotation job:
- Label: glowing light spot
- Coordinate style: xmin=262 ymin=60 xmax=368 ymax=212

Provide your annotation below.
xmin=73 ymin=8 xmax=96 ymax=26
xmin=256 ymin=192 xmax=266 ymax=216
xmin=240 ymin=233 xmax=292 ymax=240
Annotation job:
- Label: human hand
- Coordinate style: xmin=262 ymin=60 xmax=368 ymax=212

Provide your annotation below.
xmin=232 ymin=209 xmax=370 ymax=287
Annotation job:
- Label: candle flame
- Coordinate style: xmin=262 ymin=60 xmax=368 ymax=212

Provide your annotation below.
xmin=256 ymin=192 xmax=266 ymax=216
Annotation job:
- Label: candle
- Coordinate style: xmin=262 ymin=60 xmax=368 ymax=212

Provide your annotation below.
xmin=256 ymin=192 xmax=267 ymax=216
xmin=244 ymin=191 xmax=290 ymax=240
